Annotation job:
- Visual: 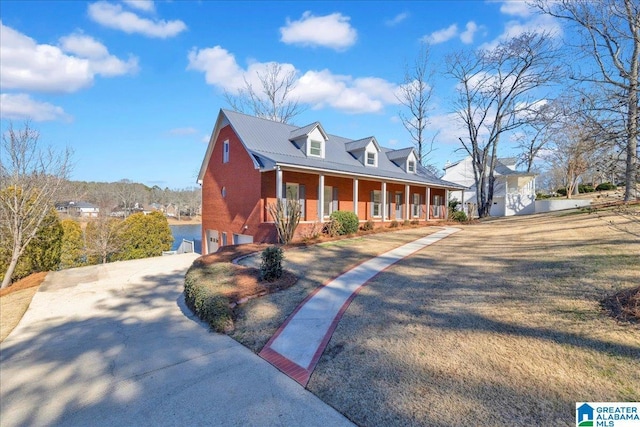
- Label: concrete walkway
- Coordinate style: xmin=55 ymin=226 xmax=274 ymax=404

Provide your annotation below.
xmin=0 ymin=254 xmax=353 ymax=427
xmin=260 ymin=227 xmax=460 ymax=386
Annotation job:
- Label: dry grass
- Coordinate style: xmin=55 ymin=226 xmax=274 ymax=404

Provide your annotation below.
xmin=229 ymin=227 xmax=444 ymax=351
xmin=304 ymin=206 xmax=640 ymax=426
xmin=0 ymin=272 xmax=47 ymax=342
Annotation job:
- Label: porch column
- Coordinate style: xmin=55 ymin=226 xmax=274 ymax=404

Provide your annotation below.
xmin=318 ymin=174 xmax=325 ymax=221
xmin=381 ymin=182 xmax=387 ymax=222
xmin=353 ymin=178 xmax=359 ymax=217
xmin=405 ymin=184 xmax=410 ymax=220
xmin=276 ymin=166 xmax=283 ymax=200
xmin=445 ymin=189 xmax=450 ymax=219
xmin=461 ymin=189 xmax=466 ymax=215
xmin=426 ymin=187 xmax=431 ymax=221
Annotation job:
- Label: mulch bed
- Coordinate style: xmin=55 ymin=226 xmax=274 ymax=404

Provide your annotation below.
xmin=601 ymin=285 xmax=640 ymax=324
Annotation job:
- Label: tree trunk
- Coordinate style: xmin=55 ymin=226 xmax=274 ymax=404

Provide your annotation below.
xmin=624 ymin=77 xmax=638 ymax=201
xmin=1 ymin=246 xmax=21 ymax=289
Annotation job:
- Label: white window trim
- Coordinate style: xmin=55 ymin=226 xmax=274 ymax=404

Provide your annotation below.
xmin=407 ymin=159 xmax=416 ymax=173
xmin=308 ymin=139 xmax=324 ymax=158
xmin=365 ymin=151 xmax=377 ymax=167
xmin=412 ymin=193 xmax=420 ymax=217
xmin=223 ymin=140 xmax=230 ymax=163
xmin=372 ymin=190 xmax=382 ymax=218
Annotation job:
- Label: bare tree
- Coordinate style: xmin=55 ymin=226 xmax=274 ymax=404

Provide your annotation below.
xmin=397 ymin=44 xmax=435 ymax=166
xmin=225 ymin=62 xmax=304 ymax=123
xmin=532 ymin=0 xmax=639 ymax=201
xmin=84 ymin=216 xmax=123 ymax=264
xmin=0 ymin=122 xmax=72 ymax=288
xmin=516 ymin=100 xmax=562 ymax=172
xmin=447 ymin=32 xmax=560 ymax=217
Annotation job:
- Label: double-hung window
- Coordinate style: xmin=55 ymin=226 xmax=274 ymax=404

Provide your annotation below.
xmin=284 ymin=183 xmax=305 ymax=218
xmin=412 ymin=193 xmax=421 ymax=217
xmin=366 ymin=152 xmax=376 ymax=166
xmin=371 ymin=190 xmax=382 ymax=217
xmin=309 ymin=140 xmax=322 ymax=157
xmin=407 ymin=160 xmax=415 ymax=173
xmin=323 ymin=186 xmax=337 ymax=217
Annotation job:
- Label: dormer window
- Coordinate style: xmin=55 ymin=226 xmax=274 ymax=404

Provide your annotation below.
xmin=309 ymin=139 xmax=323 ymax=157
xmin=408 ymin=160 xmax=416 ymax=173
xmin=366 ymin=151 xmax=376 ymax=166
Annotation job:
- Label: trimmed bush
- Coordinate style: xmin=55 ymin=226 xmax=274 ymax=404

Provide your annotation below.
xmin=451 ymin=211 xmax=468 ymax=222
xmin=403 ymin=220 xmax=411 ymax=227
xmin=329 ymin=210 xmax=359 ymax=235
xmin=389 ymin=220 xmax=399 ymax=228
xmin=361 ymin=220 xmax=374 ymax=231
xmin=183 ymin=268 xmax=232 ymax=333
xmin=596 ymin=182 xmax=617 ymax=191
xmin=260 ymin=246 xmax=283 ymax=282
xmin=556 ymin=188 xmax=567 ymax=196
xmin=578 ymin=184 xmax=595 ymax=193
xmin=410 ymin=219 xmax=420 ymax=225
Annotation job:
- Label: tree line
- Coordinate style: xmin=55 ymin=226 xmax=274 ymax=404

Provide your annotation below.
xmin=232 ymin=0 xmax=638 ymax=211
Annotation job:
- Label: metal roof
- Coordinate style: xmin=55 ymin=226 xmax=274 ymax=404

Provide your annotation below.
xmin=200 ymin=109 xmax=464 ymax=189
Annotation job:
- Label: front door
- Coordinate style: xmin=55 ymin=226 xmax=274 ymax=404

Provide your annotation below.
xmin=395 ymin=192 xmax=403 ymax=219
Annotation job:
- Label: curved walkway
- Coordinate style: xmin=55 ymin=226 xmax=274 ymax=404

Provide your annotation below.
xmin=0 ymin=254 xmax=353 ymax=427
xmin=260 ymin=227 xmax=460 ymax=386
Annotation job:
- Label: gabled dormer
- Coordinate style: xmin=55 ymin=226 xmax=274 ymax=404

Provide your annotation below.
xmin=345 ymin=136 xmax=381 ymax=167
xmin=289 ymin=122 xmax=328 ymax=159
xmin=386 ymin=147 xmax=419 ymax=174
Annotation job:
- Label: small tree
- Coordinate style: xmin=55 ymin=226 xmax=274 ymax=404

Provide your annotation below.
xmin=0 ymin=122 xmax=71 ymax=288
xmin=60 ymin=219 xmax=86 ymax=269
xmin=260 ymin=246 xmax=283 ymax=282
xmin=267 ymin=199 xmax=301 ymax=244
xmin=85 ymin=216 xmax=124 ymax=264
xmin=0 ymin=207 xmax=62 ymax=283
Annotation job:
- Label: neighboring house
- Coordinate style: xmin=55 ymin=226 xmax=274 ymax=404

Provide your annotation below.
xmin=442 ymin=156 xmax=536 ymax=217
xmin=197 ymin=109 xmax=463 ymax=254
xmin=55 ymin=201 xmax=100 ymax=218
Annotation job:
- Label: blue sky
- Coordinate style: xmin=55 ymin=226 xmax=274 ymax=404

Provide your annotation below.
xmin=0 ymin=0 xmax=562 ymax=189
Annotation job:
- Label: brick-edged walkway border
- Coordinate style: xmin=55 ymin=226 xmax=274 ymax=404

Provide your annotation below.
xmin=259 ymin=227 xmax=461 ymax=386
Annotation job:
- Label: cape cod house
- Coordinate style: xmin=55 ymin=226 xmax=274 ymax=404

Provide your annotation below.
xmin=442 ymin=156 xmax=536 ymax=217
xmin=197 ymin=109 xmax=464 ymax=254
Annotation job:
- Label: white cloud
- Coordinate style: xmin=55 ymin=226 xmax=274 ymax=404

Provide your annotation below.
xmin=280 ymin=11 xmax=357 ymax=50
xmin=88 ymin=1 xmax=186 ymax=38
xmin=0 ymin=93 xmax=71 ymax=122
xmin=0 ymin=22 xmax=138 ymax=93
xmin=498 ymin=1 xmax=533 ymax=17
xmin=187 ymin=45 xmax=400 ymax=114
xmin=479 ymin=15 xmax=562 ymax=50
xmin=186 ymin=46 xmax=245 ymax=91
xmin=385 ymin=12 xmax=409 ymax=27
xmin=460 ymin=21 xmax=479 ymax=44
xmin=122 ymin=0 xmax=155 ymax=13
xmin=423 ymin=24 xmax=458 ymax=45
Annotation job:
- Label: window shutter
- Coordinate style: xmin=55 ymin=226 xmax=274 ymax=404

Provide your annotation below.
xmin=281 ymin=183 xmax=287 ymax=203
xmin=332 ymin=187 xmax=338 ymax=212
xmin=299 ymin=185 xmax=306 ymax=219
xmin=370 ymin=191 xmax=374 ymax=217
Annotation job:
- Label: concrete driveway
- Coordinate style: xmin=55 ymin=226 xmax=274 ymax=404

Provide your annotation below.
xmin=0 ymin=254 xmax=353 ymax=427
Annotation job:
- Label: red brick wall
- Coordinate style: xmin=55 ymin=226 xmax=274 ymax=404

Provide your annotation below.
xmin=201 ymin=125 xmax=266 ymax=251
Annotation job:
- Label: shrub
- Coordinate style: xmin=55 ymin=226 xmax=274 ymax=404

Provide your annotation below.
xmin=183 ymin=269 xmax=232 ymax=333
xmin=113 ymin=211 xmax=173 ymax=261
xmin=536 ymin=192 xmax=551 ymax=200
xmin=260 ymin=246 xmax=283 ymax=282
xmin=389 ymin=220 xmax=399 ymax=228
xmin=410 ymin=219 xmax=420 ymax=226
xmin=329 ymin=210 xmax=359 ymax=235
xmin=361 ymin=220 xmax=374 ymax=231
xmin=322 ymin=218 xmax=340 ymax=237
xmin=556 ymin=188 xmax=567 ymax=196
xmin=578 ymin=184 xmax=595 ymax=193
xmin=450 ymin=211 xmax=468 ymax=222
xmin=403 ymin=220 xmax=411 ymax=227
xmin=596 ymin=182 xmax=617 ymax=191
xmin=60 ymin=219 xmax=86 ymax=269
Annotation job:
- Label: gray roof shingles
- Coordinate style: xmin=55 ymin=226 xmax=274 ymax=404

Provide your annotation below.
xmin=222 ymin=109 xmax=463 ymax=189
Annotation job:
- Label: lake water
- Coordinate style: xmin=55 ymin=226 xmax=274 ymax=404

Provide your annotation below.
xmin=170 ymin=224 xmax=202 ymax=254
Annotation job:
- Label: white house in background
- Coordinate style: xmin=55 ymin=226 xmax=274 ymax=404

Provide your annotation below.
xmin=443 ymin=156 xmax=536 ymax=217
xmin=55 ymin=201 xmax=100 ymax=218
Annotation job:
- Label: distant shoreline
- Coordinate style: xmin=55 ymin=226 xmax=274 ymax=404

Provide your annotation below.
xmin=167 ymin=216 xmax=201 ymax=226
